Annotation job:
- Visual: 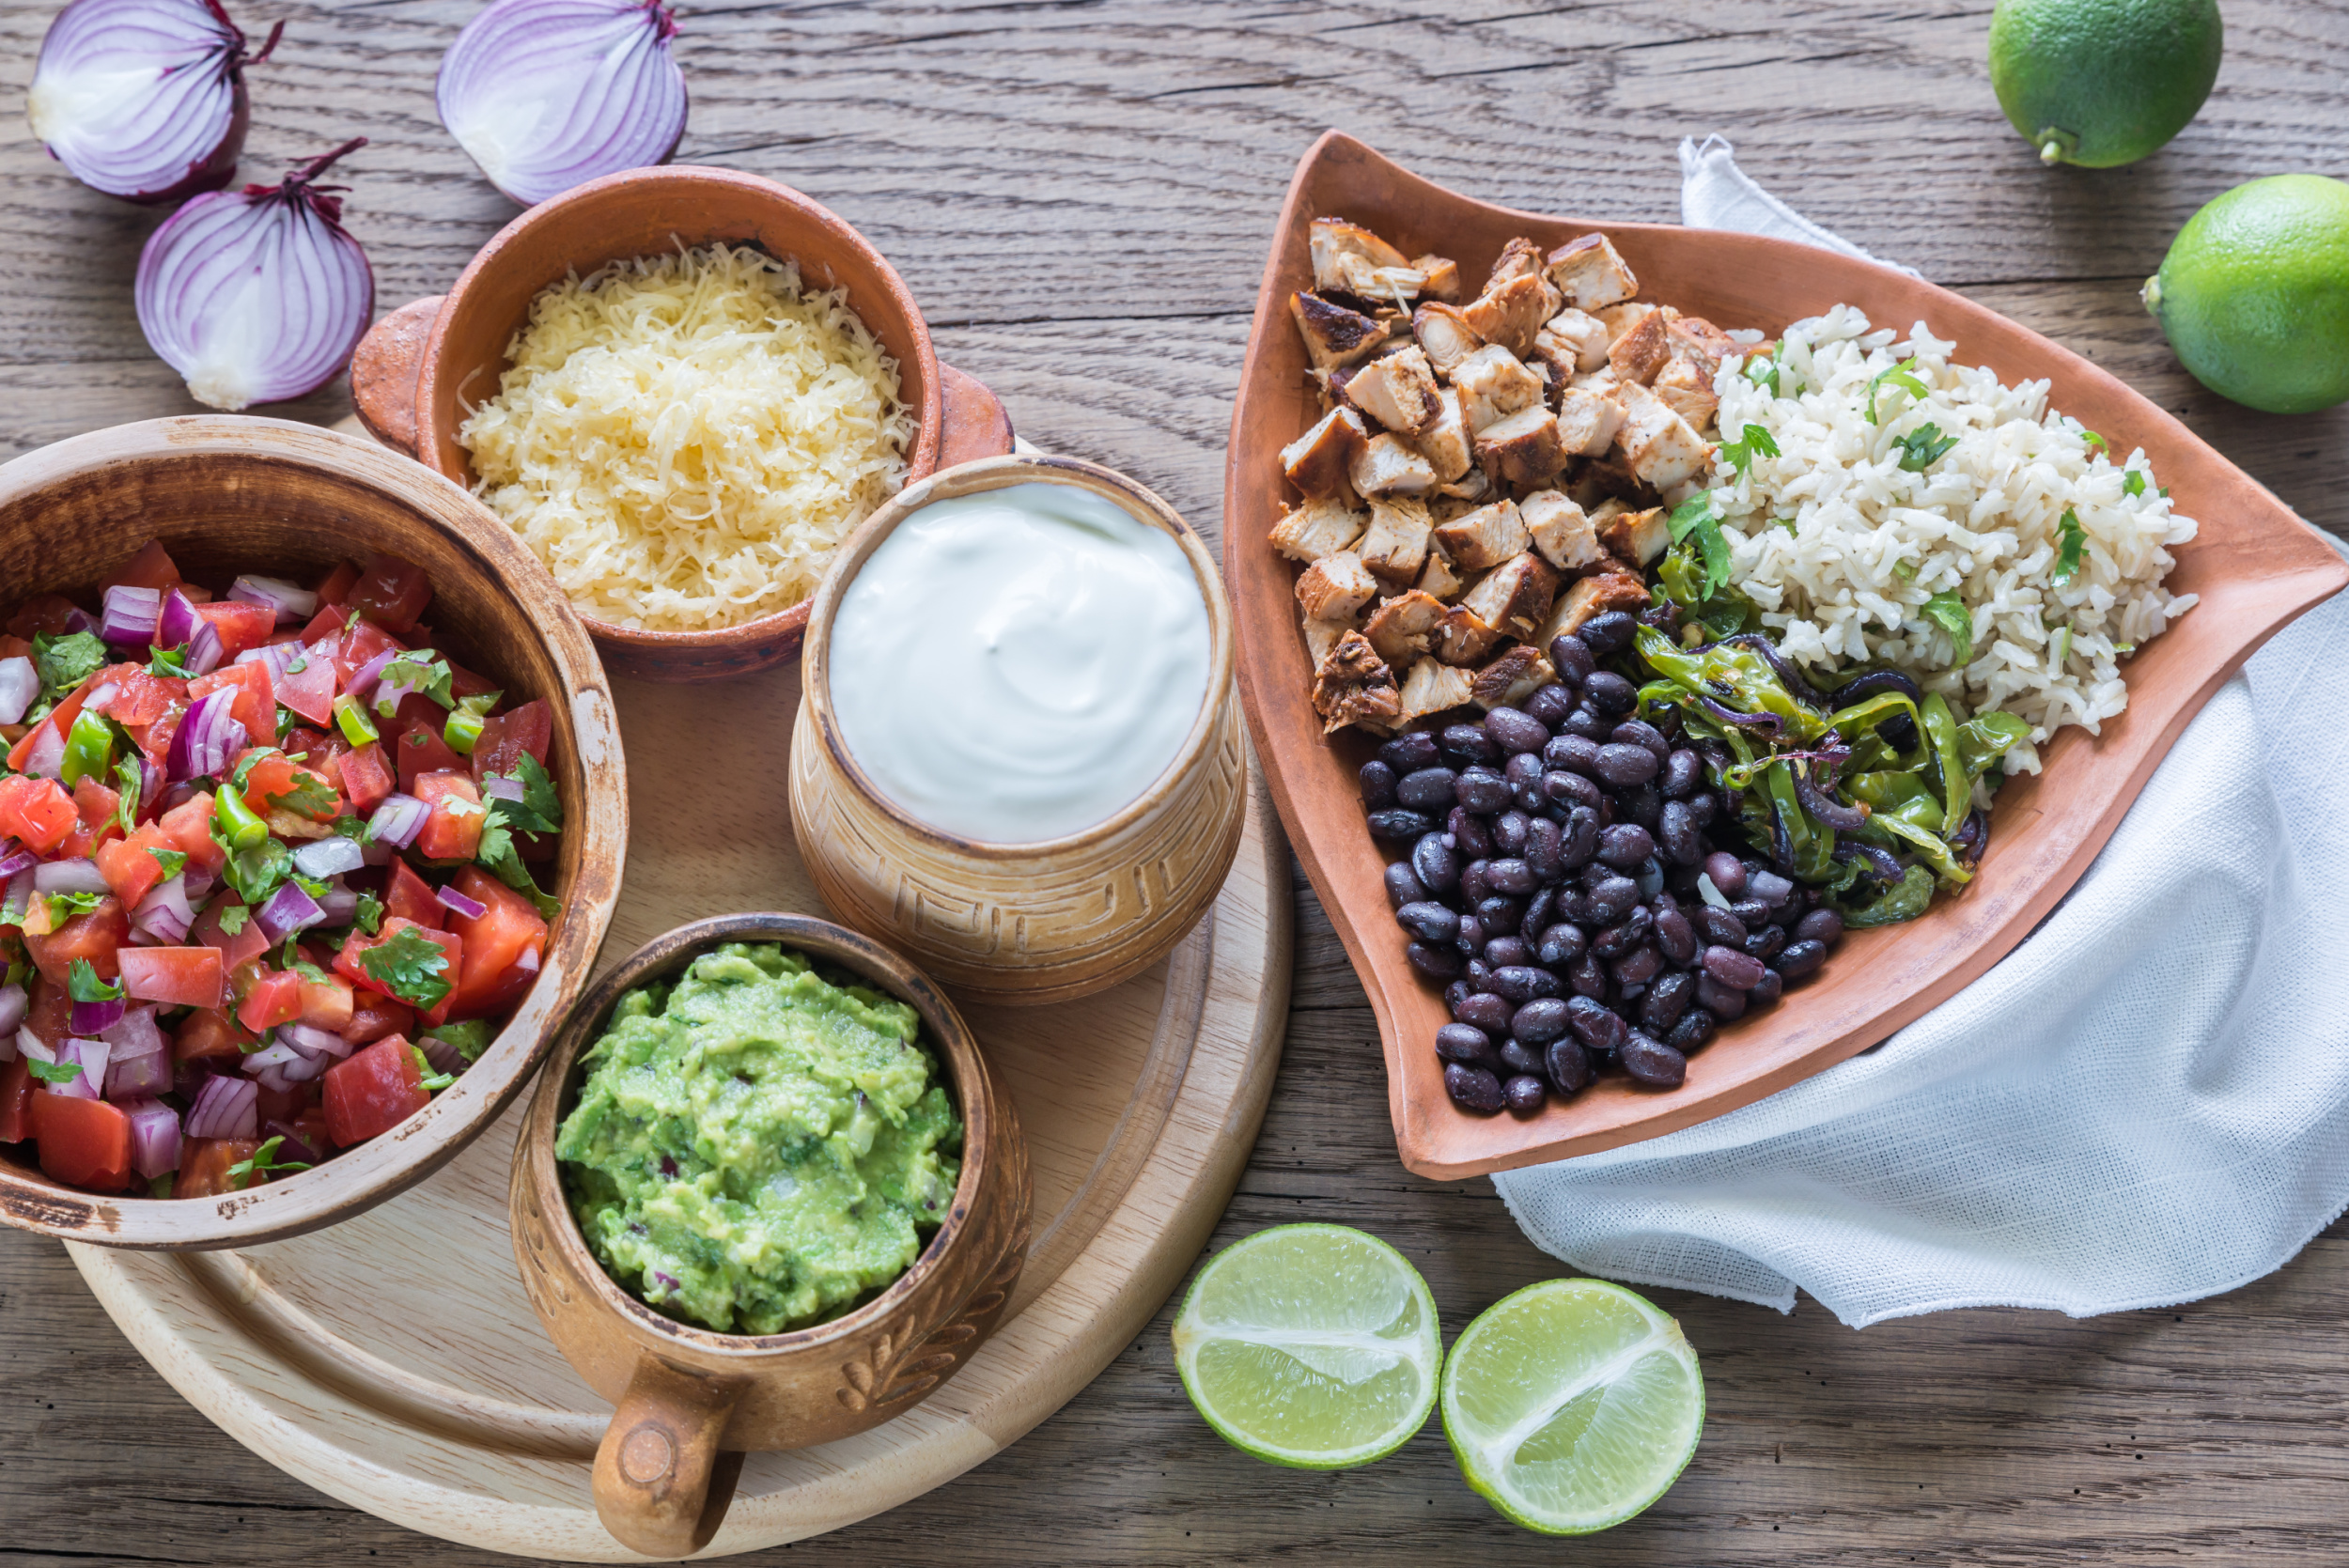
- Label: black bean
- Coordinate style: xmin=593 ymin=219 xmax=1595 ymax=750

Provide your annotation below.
xmin=1491 ymin=810 xmax=1531 ymax=855
xmin=1654 ymin=904 xmax=1697 ymax=963
xmin=1523 ymin=683 xmax=1577 ymax=727
xmin=1703 ymin=851 xmax=1748 ymax=899
xmin=1611 ymin=719 xmax=1671 ymax=766
xmin=1695 ymin=974 xmax=1749 ymax=1018
xmin=1475 ymin=896 xmax=1523 ymax=933
xmin=1448 ymin=807 xmax=1495 ymax=862
xmin=1510 ymin=997 xmax=1571 ymax=1045
xmin=1486 ymin=965 xmax=1559 ymax=1004
xmin=1591 ymin=908 xmax=1653 ymax=959
xmin=1730 ymin=898 xmax=1774 ymax=928
xmin=1587 ymin=876 xmax=1641 ymax=923
xmin=1486 ymin=708 xmax=1549 ymax=755
xmin=1396 ymin=767 xmax=1458 ymax=811
xmin=1455 ymin=914 xmax=1485 ymax=953
xmin=1503 ymin=750 xmax=1545 ymax=789
xmin=1583 ymin=671 xmax=1637 ymax=716
xmin=1544 ymin=769 xmax=1604 ymax=813
xmin=1593 ymin=743 xmax=1658 ymax=788
xmin=1413 ymin=833 xmax=1461 ymax=896
xmin=1439 ymin=723 xmax=1500 ymax=766
xmin=1544 ymin=734 xmax=1602 ymax=775
xmin=1458 ymin=863 xmax=1491 ymax=908
xmin=1443 ymin=979 xmax=1472 ymax=1014
xmin=1686 ymin=792 xmax=1719 ymax=827
xmin=1466 ymin=957 xmax=1491 ymax=989
xmin=1611 ymin=945 xmax=1665 ymax=987
xmin=1660 ymin=749 xmax=1705 ymax=800
xmin=1563 ymin=706 xmax=1612 ymax=741
xmin=1658 ymin=800 xmax=1703 ymax=866
xmin=1771 ymin=895 xmax=1805 ymax=927
xmin=1597 ymin=823 xmax=1657 ymax=870
xmin=1359 ymin=759 xmax=1399 ymax=810
xmin=1503 ymin=1074 xmax=1549 ymax=1114
xmin=1579 ymin=611 xmax=1637 ymax=655
xmin=1619 ymin=1031 xmax=1688 ymax=1087
xmin=1395 ymin=902 xmax=1459 ymax=943
xmin=1567 ymin=952 xmax=1610 ymax=999
xmin=1691 ymin=906 xmax=1744 ymax=948
xmin=1796 ymin=908 xmax=1844 ymax=948
xmin=1749 ymin=869 xmax=1797 ymax=908
xmin=1455 ymin=767 xmax=1511 ymax=815
xmin=1498 ymin=1038 xmax=1546 ymax=1077
xmin=1635 ymin=856 xmax=1667 ymax=900
xmin=1702 ymin=944 xmax=1767 ymax=989
xmin=1565 ymin=995 xmax=1629 ymax=1053
xmin=1750 ymin=969 xmax=1784 ymax=1005
xmin=1666 ymin=1008 xmax=1719 ymax=1055
xmin=1436 ymin=1023 xmax=1497 ymax=1065
xmin=1744 ymin=924 xmax=1786 ymax=962
xmin=1384 ymin=862 xmax=1428 ymax=909
xmin=1560 ymin=806 xmax=1601 ymax=869
xmin=1547 ymin=1038 xmax=1594 ymax=1093
xmin=1485 ymin=938 xmax=1531 ymax=971
xmin=1776 ymin=939 xmax=1828 ymax=979
xmin=1525 ymin=817 xmax=1565 ymax=884
xmin=1485 ymin=858 xmax=1538 ymax=896
xmin=1519 ymin=885 xmax=1557 ymax=939
xmin=1619 ymin=784 xmax=1663 ymax=831
xmin=1640 ymin=970 xmax=1696 ymax=1034
xmin=1548 ymin=634 xmax=1598 ymax=685
xmin=1453 ymin=991 xmax=1514 ymax=1032
xmin=1537 ymin=923 xmax=1588 ymax=968
xmin=1378 ymin=732 xmax=1439 ymax=773
xmin=1407 ymin=941 xmax=1466 ymax=981
xmin=1443 ymin=1062 xmax=1505 ymax=1114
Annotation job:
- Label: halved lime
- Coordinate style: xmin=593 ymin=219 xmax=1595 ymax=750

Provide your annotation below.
xmin=1439 ymin=1278 xmax=1704 ymax=1533
xmin=1171 ymin=1223 xmax=1441 ymax=1468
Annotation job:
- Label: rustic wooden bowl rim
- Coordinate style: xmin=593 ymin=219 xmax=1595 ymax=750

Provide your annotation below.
xmin=523 ymin=912 xmax=1003 ymax=1359
xmin=800 ymin=454 xmax=1235 ymax=859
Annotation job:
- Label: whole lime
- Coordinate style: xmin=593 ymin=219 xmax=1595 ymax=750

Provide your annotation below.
xmin=1987 ymin=0 xmax=2222 ymax=167
xmin=2145 ymin=175 xmax=2349 ymax=415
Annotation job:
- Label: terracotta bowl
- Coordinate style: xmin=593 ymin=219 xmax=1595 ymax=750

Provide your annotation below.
xmin=790 ymin=455 xmax=1248 ymax=1006
xmin=348 ymin=163 xmax=1019 ymax=684
xmin=509 ymin=912 xmax=1030 ymax=1559
xmin=0 ymin=416 xmax=628 ymax=1247
xmin=1227 ymin=132 xmax=2349 ymax=1181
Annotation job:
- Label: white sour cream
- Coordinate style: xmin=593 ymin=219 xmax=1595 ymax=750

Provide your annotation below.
xmin=828 ymin=482 xmax=1212 ymax=844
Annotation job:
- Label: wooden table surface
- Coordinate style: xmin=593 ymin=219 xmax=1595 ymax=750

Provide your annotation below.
xmin=5 ymin=1 xmax=2347 ymax=1562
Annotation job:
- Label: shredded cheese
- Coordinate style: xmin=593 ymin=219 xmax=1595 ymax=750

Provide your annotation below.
xmin=458 ymin=242 xmax=915 ymax=632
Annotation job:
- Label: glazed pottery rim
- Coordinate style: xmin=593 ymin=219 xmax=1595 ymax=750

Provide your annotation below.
xmin=531 ymin=912 xmax=996 ymax=1358
xmin=801 ymin=454 xmax=1236 ymax=861
xmin=417 ymin=163 xmax=944 ymax=660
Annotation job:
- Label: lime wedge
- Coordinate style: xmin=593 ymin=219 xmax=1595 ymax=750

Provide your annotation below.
xmin=1171 ymin=1223 xmax=1441 ymax=1468
xmin=1439 ymin=1278 xmax=1703 ymax=1533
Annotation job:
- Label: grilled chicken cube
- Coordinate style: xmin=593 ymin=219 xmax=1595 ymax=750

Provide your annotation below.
xmin=1545 ymin=234 xmax=1640 ymax=311
xmin=1451 ymin=344 xmax=1546 ymax=433
xmin=1519 ymin=489 xmax=1603 ymax=571
xmin=1410 ymin=386 xmax=1472 ymax=483
xmin=1416 ymin=546 xmax=1465 ymax=601
xmin=1301 ymin=612 xmax=1353 ymax=669
xmin=1410 ymin=254 xmax=1462 ymax=302
xmin=1410 ymin=303 xmax=1486 ymax=379
xmin=1290 ymin=291 xmax=1391 ymax=372
xmin=1583 ymin=494 xmax=1629 ymax=528
xmin=1269 ymin=495 xmax=1368 ymax=562
xmin=1311 ymin=630 xmax=1402 ymax=735
xmin=1607 ymin=306 xmax=1674 ymax=385
xmin=1460 ymin=551 xmax=1559 ymax=639
xmin=1282 ymin=407 xmax=1368 ymax=500
xmin=1344 ymin=344 xmax=1442 ymax=437
xmin=1349 ymin=433 xmax=1440 ymax=498
xmin=1364 ymin=589 xmax=1449 ymax=666
xmin=1310 ymin=217 xmax=1412 ymax=297
xmin=1358 ymin=495 xmax=1433 ymax=584
xmin=1651 ymin=354 xmax=1720 ymax=431
xmin=1539 ymin=308 xmax=1611 ymax=374
xmin=1473 ymin=404 xmax=1568 ymax=489
xmin=1435 ymin=468 xmax=1493 ymax=504
xmin=1434 ymin=603 xmax=1505 ymax=666
xmin=1398 ymin=657 xmax=1475 ymax=724
xmin=1459 ymin=272 xmax=1563 ymax=359
xmin=1432 ymin=498 xmax=1529 ymax=570
xmin=1614 ymin=381 xmax=1713 ymax=491
xmin=1471 ymin=644 xmax=1555 ymax=711
xmin=1598 ymin=302 xmax=1661 ymax=345
xmin=1295 ymin=550 xmax=1379 ymax=621
xmin=1666 ymin=313 xmax=1742 ymax=379
xmin=1598 ymin=505 xmax=1671 ymax=567
xmin=1569 ymin=365 xmax=1622 ymax=397
xmin=1554 ymin=387 xmax=1626 ymax=457
xmin=1486 ymin=236 xmax=1547 ymax=289
xmin=1534 ymin=571 xmax=1652 ymax=646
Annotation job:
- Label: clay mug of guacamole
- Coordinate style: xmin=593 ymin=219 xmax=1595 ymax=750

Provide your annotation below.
xmin=510 ymin=913 xmax=1031 ymax=1559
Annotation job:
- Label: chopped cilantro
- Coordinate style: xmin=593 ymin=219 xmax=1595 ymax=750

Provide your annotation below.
xmin=2079 ymin=428 xmax=2108 ymax=453
xmin=1719 ymin=423 xmax=1780 ymax=477
xmin=146 ymin=846 xmax=188 ymax=881
xmin=216 ymin=903 xmax=251 ymax=937
xmin=329 ymin=815 xmax=373 ymax=846
xmin=113 ymin=752 xmax=143 ymax=834
xmin=148 ymin=644 xmax=191 ymax=679
xmin=31 ymin=630 xmax=107 ymax=709
xmin=1894 ymin=421 xmax=1960 ymax=473
xmin=67 ymin=958 xmax=122 ymax=1003
xmin=362 ymin=924 xmax=452 ymax=1010
xmin=278 ymin=936 xmax=330 ymax=983
xmin=1744 ymin=354 xmax=1780 ymax=397
xmin=44 ymin=890 xmax=104 ymax=926
xmin=267 ymin=770 xmax=338 ymax=820
xmin=475 ymin=753 xmax=565 ymax=920
xmin=1921 ymin=591 xmax=1974 ymax=667
xmin=2052 ymin=508 xmax=2087 ymax=586
xmin=1666 ymin=491 xmax=1734 ymax=601
xmin=1865 ymin=356 xmax=1929 ymax=425
xmin=372 ymin=650 xmax=456 ymax=719
xmin=354 ymin=893 xmax=383 ymax=936
xmin=2123 ymin=469 xmax=2148 ymax=498
xmin=27 ymin=1057 xmax=82 ymax=1085
xmin=411 ymin=1044 xmax=457 ymax=1094
xmin=1893 ymin=557 xmax=1921 ymax=582
xmin=424 ymin=1019 xmax=495 ymax=1064
xmin=226 ymin=1135 xmax=311 ymax=1189
xmin=214 ymin=833 xmax=291 ymax=908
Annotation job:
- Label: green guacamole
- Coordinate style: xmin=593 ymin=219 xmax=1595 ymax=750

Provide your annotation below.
xmin=555 ymin=942 xmax=962 ymax=1335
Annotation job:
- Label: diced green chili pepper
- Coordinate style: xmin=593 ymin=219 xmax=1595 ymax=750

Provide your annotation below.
xmin=1921 ymin=693 xmax=1968 ymax=839
xmin=442 ymin=693 xmax=497 ymax=756
xmin=212 ymin=778 xmax=271 ymax=850
xmin=332 ymin=691 xmax=379 ymax=748
xmin=59 ymin=708 xmax=115 ymax=788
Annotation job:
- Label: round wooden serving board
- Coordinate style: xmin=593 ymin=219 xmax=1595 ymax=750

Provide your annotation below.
xmin=63 ymin=647 xmax=1292 ymax=1560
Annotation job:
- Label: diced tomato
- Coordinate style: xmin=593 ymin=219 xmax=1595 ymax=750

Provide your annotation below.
xmin=0 ymin=774 xmax=79 ymax=854
xmin=339 ymin=741 xmax=394 ymax=815
xmin=382 ymin=856 xmax=443 ymax=930
xmin=57 ymin=775 xmax=123 ymax=860
xmin=92 ymin=665 xmax=186 ymax=727
xmin=344 ymin=990 xmax=415 ymax=1045
xmin=283 ymin=723 xmax=331 ymax=756
xmin=188 ymin=662 xmax=273 ymax=746
xmin=117 ymin=943 xmax=223 ymax=1007
xmin=412 ymin=771 xmax=483 ymax=862
xmin=236 ymin=969 xmax=303 ymax=1032
xmin=345 ymin=552 xmax=433 ymax=634
xmin=8 ymin=593 xmax=82 ymax=640
xmin=447 ymin=661 xmax=500 ymax=704
xmin=443 ymin=866 xmax=550 ymax=1022
xmin=297 ymin=969 xmax=354 ymax=1032
xmin=193 ymin=600 xmax=277 ymax=660
xmin=323 ymin=1034 xmax=429 ymax=1147
xmin=397 ymin=725 xmax=463 ymax=793
xmin=23 ymin=898 xmax=129 ymax=986
xmin=0 ymin=1058 xmax=32 ymax=1143
xmin=174 ymin=1006 xmax=258 ymax=1063
xmin=255 ymin=1080 xmax=320 ymax=1126
xmin=101 ymin=541 xmax=183 ymax=596
xmin=334 ymin=918 xmax=463 ymax=1028
xmin=0 ymin=634 xmax=26 ymax=662
xmin=279 ymin=1104 xmax=332 ymax=1157
xmin=274 ymin=642 xmax=340 ymax=726
xmin=30 ymin=1093 xmax=132 ymax=1191
xmin=236 ymin=748 xmax=339 ymax=824
xmin=315 ymin=560 xmax=361 ymax=607
xmin=129 ymin=702 xmax=186 ymax=770
xmin=471 ymin=698 xmax=553 ymax=783
xmin=159 ymin=791 xmax=226 ymax=876
xmin=95 ymin=822 xmax=179 ymax=909
xmin=176 ymin=1137 xmax=260 ymax=1199
xmin=192 ymin=898 xmax=269 ymax=973
xmin=300 ymin=603 xmax=350 ymax=645
xmin=23 ymin=977 xmax=70 ymax=1051
xmin=334 ymin=619 xmax=403 ymax=690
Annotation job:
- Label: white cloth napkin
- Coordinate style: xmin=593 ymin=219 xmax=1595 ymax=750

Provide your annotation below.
xmin=1491 ymin=135 xmax=2349 ymax=1328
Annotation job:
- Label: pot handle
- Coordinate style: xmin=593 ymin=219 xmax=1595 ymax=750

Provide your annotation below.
xmin=937 ymin=362 xmax=1016 ymax=468
xmin=349 ymin=295 xmax=445 ymax=459
xmin=591 ymin=1356 xmax=745 ymax=1559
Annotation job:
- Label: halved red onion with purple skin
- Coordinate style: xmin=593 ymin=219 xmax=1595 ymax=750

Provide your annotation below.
xmin=436 ymin=0 xmax=687 ymax=208
xmin=27 ymin=0 xmax=282 ymax=204
xmin=134 ymin=137 xmax=374 ymax=411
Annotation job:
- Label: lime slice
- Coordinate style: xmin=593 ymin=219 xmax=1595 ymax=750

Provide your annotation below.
xmin=1440 ymin=1279 xmax=1703 ymax=1533
xmin=1171 ymin=1223 xmax=1441 ymax=1468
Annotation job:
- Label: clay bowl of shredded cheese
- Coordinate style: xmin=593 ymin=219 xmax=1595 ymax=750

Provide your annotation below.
xmin=349 ymin=165 xmax=1017 ymax=683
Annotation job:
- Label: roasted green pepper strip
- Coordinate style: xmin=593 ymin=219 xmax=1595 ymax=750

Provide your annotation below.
xmin=1635 ymin=627 xmax=1827 ymax=741
xmin=1839 ymin=863 xmax=1936 ymax=926
xmin=1843 ymin=770 xmax=1945 ymax=832
xmin=1922 ymin=692 xmax=1968 ymax=834
xmin=59 ymin=708 xmax=113 ymax=788
xmin=1956 ymin=710 xmax=2032 ymax=780
xmin=212 ymin=778 xmax=271 ymax=850
xmin=1825 ymin=691 xmax=1928 ymax=768
xmin=1859 ymin=812 xmax=1973 ymax=889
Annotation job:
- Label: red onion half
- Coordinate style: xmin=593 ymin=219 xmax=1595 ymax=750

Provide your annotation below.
xmin=134 ymin=137 xmax=374 ymax=411
xmin=436 ymin=0 xmax=686 ymax=208
xmin=27 ymin=0 xmax=281 ymax=204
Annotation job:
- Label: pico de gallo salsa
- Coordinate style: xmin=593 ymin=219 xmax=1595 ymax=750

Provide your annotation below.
xmin=0 ymin=541 xmax=566 ymax=1199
